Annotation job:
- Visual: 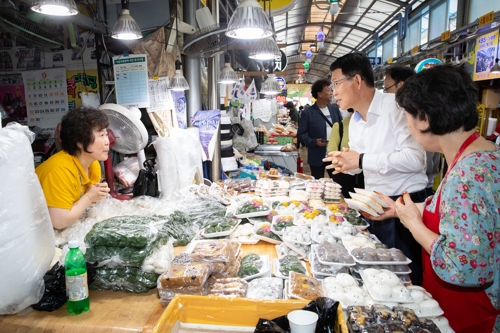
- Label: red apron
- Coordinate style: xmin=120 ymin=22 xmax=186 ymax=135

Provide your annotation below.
xmin=422 ymin=132 xmax=500 ymax=332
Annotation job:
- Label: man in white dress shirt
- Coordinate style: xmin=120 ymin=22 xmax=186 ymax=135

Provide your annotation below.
xmin=324 ymin=53 xmax=428 ymax=285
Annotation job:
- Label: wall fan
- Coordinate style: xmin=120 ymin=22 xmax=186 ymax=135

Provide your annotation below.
xmin=98 ymin=104 xmax=148 ymax=200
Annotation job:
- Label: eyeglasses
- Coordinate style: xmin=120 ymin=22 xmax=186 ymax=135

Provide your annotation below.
xmin=330 ymin=76 xmax=354 ymax=90
xmin=382 ymin=82 xmax=398 ymax=93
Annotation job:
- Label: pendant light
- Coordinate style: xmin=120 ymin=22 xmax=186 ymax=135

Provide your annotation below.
xmin=226 ymin=0 xmax=274 ymax=40
xmin=260 ymin=65 xmax=281 ymax=95
xmin=31 ymin=0 xmax=78 ymax=16
xmin=491 ymin=59 xmax=500 ymax=75
xmin=111 ymin=0 xmax=142 ymax=40
xmin=169 ymin=60 xmax=190 ymax=91
xmin=219 ymin=53 xmax=238 ymax=84
xmin=249 ymin=38 xmax=281 ymax=60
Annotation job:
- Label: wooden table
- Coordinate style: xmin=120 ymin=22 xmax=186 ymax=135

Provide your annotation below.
xmin=0 ymin=242 xmax=281 ymax=333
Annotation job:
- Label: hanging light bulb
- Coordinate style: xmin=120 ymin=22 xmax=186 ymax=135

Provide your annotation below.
xmin=249 ymin=38 xmax=281 ymax=60
xmin=169 ymin=60 xmax=190 ymax=91
xmin=226 ymin=0 xmax=274 ymax=40
xmin=303 ymin=62 xmax=310 ymax=69
xmin=260 ymin=65 xmax=282 ymax=95
xmin=219 ymin=53 xmax=238 ymax=84
xmin=31 ymin=0 xmax=78 ymax=16
xmin=111 ymin=0 xmax=142 ymax=40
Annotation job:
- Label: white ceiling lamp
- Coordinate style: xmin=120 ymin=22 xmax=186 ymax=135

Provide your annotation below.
xmin=169 ymin=60 xmax=190 ymax=91
xmin=226 ymin=0 xmax=274 ymax=40
xmin=491 ymin=58 xmax=500 ymax=75
xmin=219 ymin=53 xmax=238 ymax=84
xmin=328 ymin=0 xmax=340 ymax=15
xmin=31 ymin=0 xmax=78 ymax=16
xmin=260 ymin=65 xmax=281 ymax=95
xmin=249 ymin=38 xmax=281 ymax=60
xmin=111 ymin=0 xmax=142 ymax=40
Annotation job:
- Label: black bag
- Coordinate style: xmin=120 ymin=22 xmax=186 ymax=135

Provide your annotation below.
xmin=132 ymin=158 xmax=159 ymax=197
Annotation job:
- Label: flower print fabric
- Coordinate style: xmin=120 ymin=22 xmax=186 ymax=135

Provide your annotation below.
xmin=426 ymin=149 xmax=500 ymax=329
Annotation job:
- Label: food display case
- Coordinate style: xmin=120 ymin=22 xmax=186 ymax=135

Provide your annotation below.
xmin=254 ymin=145 xmax=298 ymax=173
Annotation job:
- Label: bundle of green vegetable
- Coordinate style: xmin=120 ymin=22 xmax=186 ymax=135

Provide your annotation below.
xmin=204 ymin=217 xmax=239 ymax=234
xmin=90 ymin=267 xmax=159 ymax=293
xmin=238 ymin=254 xmax=263 ymax=278
xmin=279 ymin=255 xmax=306 ymax=275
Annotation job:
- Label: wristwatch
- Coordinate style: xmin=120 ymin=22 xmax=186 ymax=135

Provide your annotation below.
xmin=359 ymin=153 xmax=365 ymax=169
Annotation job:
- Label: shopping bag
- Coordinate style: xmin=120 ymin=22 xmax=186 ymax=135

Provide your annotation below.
xmin=132 ymin=158 xmax=159 ymax=197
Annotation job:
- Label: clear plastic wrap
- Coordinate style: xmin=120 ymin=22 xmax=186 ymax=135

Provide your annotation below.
xmin=89 ymin=266 xmax=159 ymax=293
xmin=246 ymin=277 xmax=283 ymax=299
xmin=288 ymin=272 xmax=324 ymax=300
xmin=209 ymin=278 xmax=248 ymax=297
xmin=0 ymin=123 xmax=55 ymax=314
xmin=191 ymin=240 xmax=232 ymax=263
xmin=113 ymin=157 xmax=141 ymax=187
xmin=159 ymin=262 xmax=212 ymax=288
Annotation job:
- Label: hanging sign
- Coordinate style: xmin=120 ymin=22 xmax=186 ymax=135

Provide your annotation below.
xmin=274 ymin=50 xmax=288 ymax=72
xmin=275 ymin=76 xmax=286 ymax=90
xmin=411 ymin=45 xmax=419 ymax=55
xmin=473 ymin=30 xmax=500 ymax=81
xmin=414 ymin=58 xmax=442 ymax=73
xmin=367 ymin=57 xmax=382 ymax=66
xmin=113 ymin=54 xmax=150 ymax=108
xmin=441 ymin=30 xmax=451 ymax=42
xmin=479 ymin=11 xmax=495 ymax=27
xmin=257 ymin=0 xmax=297 ymax=16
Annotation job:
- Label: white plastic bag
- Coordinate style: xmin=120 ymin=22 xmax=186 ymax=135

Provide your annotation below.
xmin=113 ymin=157 xmax=141 ymax=187
xmin=0 ymin=123 xmax=55 ymax=314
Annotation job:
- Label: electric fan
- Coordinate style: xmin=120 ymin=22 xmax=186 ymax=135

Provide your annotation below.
xmin=98 ymin=104 xmax=148 ymax=200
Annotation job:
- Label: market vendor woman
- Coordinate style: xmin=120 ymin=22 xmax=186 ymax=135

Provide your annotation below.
xmin=375 ymin=65 xmax=499 ymax=332
xmin=36 ymin=106 xmax=110 ymax=229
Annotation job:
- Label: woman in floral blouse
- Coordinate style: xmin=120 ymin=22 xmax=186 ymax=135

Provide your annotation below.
xmin=374 ymin=65 xmax=499 ymax=332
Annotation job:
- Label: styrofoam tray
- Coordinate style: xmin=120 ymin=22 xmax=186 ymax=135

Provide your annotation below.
xmin=310 ymin=222 xmax=338 ymax=244
xmin=201 ymin=219 xmax=241 ymax=238
xmin=247 ymin=215 xmax=274 ymax=225
xmin=352 ymin=264 xmax=412 ymax=276
xmin=209 ymin=183 xmax=232 ymax=205
xmin=359 ymin=269 xmax=414 ymax=303
xmin=253 ymin=222 xmax=283 ymax=245
xmin=275 ymin=244 xmax=305 ymax=260
xmin=271 ymin=215 xmax=295 ymax=236
xmin=286 ymin=275 xmax=324 ymax=300
xmin=282 ymin=226 xmax=311 ymax=245
xmin=309 ymin=252 xmax=349 ymax=277
xmin=406 ymin=286 xmax=445 ymax=318
xmin=273 ymin=258 xmax=309 ymax=279
xmin=283 ymin=241 xmax=310 ymax=260
xmin=352 ymin=253 xmax=412 ymax=266
xmin=311 ymin=244 xmax=356 ymax=267
xmin=234 ymin=210 xmax=272 ymax=219
xmin=240 ymin=254 xmax=271 ymax=281
xmin=229 ymin=237 xmax=259 ymax=245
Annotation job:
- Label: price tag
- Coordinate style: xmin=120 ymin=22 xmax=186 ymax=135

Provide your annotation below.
xmin=411 ymin=45 xmax=419 ymax=55
xmin=479 ymin=11 xmax=494 ymax=27
xmin=441 ymin=30 xmax=451 ymax=41
xmin=388 ymin=57 xmax=393 ymax=64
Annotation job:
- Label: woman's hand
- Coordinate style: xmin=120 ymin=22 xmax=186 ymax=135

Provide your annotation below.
xmin=395 ymin=192 xmax=424 ymax=231
xmin=85 ymin=182 xmax=110 ymax=204
xmin=363 ymin=192 xmax=398 ymax=220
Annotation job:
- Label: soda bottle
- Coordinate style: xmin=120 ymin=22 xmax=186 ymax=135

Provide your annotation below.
xmin=65 ymin=240 xmax=90 ymax=314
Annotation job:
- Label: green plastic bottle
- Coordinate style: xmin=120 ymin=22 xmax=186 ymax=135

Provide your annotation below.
xmin=65 ymin=240 xmax=90 ymax=315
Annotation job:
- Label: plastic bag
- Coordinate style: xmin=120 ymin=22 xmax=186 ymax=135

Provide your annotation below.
xmin=90 ymin=266 xmax=159 ymax=293
xmin=114 ymin=157 xmax=140 ymax=187
xmin=0 ymin=123 xmax=55 ymax=314
xmin=254 ymin=297 xmax=340 ymax=333
xmin=31 ymin=263 xmax=66 ymax=312
xmin=133 ymin=158 xmax=159 ymax=198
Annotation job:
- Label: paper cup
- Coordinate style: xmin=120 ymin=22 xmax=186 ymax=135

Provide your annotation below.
xmin=287 ymin=310 xmax=319 ymax=333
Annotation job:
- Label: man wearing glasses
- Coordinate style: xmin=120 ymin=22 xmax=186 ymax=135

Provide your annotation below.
xmin=324 ymin=53 xmax=427 ymax=285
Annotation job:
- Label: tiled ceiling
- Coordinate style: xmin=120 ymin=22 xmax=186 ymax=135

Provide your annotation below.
xmin=268 ymin=0 xmax=426 ymax=82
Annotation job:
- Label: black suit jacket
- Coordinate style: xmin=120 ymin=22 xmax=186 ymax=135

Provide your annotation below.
xmin=297 ymin=103 xmax=342 ymax=166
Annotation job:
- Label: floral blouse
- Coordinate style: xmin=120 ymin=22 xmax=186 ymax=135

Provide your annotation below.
xmin=426 ymin=150 xmax=500 ymax=330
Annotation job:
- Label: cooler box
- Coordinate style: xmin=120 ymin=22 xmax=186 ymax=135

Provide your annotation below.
xmin=151 ymin=295 xmax=347 ymax=333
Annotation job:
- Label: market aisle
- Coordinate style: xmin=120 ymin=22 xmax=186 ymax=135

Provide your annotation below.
xmin=299 ymin=146 xmax=329 ymax=179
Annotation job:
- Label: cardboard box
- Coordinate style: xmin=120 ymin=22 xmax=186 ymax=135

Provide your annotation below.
xmin=481 ymin=89 xmax=500 ymax=108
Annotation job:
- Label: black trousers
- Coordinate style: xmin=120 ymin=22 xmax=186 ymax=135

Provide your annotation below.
xmin=366 ymin=188 xmax=427 ymax=286
xmin=332 ymin=172 xmax=364 ymax=198
xmin=310 ymin=162 xmax=333 ymax=179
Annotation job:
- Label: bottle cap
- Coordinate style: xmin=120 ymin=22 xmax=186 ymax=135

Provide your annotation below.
xmin=68 ymin=240 xmax=79 ymax=248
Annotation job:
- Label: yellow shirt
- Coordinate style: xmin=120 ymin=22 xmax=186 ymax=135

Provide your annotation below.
xmin=327 ymin=115 xmax=351 ymax=152
xmin=35 ymin=151 xmax=101 ymax=210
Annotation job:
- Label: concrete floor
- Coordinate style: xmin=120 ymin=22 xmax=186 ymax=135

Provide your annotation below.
xmin=298 ymin=146 xmax=328 ymax=178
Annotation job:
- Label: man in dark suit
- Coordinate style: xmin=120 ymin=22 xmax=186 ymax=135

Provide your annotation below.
xmin=298 ymin=79 xmax=342 ymax=179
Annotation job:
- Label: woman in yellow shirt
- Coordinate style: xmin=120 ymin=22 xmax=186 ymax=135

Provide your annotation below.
xmin=36 ymin=106 xmax=110 ymax=229
xmin=327 ymin=108 xmax=364 ymax=198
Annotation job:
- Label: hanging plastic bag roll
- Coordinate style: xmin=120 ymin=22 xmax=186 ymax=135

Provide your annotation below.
xmin=154 ymin=128 xmax=203 ymax=198
xmin=0 ymin=123 xmax=55 ymax=314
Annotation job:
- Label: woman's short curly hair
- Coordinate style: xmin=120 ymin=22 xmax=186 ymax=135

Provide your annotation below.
xmin=60 ymin=106 xmax=109 ymax=155
xmin=395 ymin=64 xmax=478 ymax=135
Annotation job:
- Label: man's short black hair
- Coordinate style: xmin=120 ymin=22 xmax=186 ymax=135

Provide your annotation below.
xmin=330 ymin=53 xmax=375 ymax=87
xmin=384 ymin=65 xmax=415 ymax=83
xmin=396 ymin=64 xmax=478 ymax=135
xmin=311 ymin=79 xmax=331 ymax=99
xmin=61 ymin=106 xmax=109 ymax=155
